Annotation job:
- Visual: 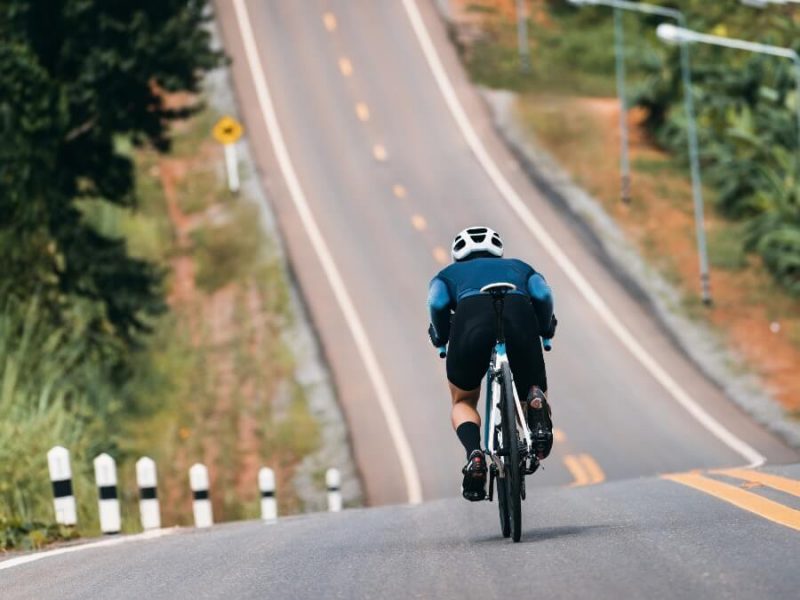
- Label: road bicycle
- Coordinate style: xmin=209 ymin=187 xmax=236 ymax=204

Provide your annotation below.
xmin=438 ymin=282 xmax=551 ymax=543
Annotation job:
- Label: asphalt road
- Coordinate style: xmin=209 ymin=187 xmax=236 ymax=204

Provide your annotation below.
xmin=5 ymin=1 xmax=799 ymax=597
xmin=213 ymin=0 xmax=797 ymax=505
xmin=4 ymin=464 xmax=800 ymax=599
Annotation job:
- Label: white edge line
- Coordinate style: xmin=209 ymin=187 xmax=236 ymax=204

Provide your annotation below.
xmin=231 ymin=0 xmax=423 ymax=503
xmin=401 ymin=0 xmax=765 ymax=469
xmin=0 ymin=528 xmax=177 ymax=571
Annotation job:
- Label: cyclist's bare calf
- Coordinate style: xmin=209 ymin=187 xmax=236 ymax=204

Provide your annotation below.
xmin=449 ymin=382 xmax=481 ymax=430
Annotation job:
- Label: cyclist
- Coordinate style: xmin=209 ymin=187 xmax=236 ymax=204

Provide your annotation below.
xmin=427 ymin=226 xmax=556 ymax=501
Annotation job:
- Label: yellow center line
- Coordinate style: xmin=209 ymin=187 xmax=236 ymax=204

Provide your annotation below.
xmin=338 ymin=57 xmax=353 ymax=77
xmin=355 ymin=102 xmax=370 ymax=122
xmin=663 ymin=472 xmax=800 ymax=532
xmin=564 ymin=454 xmax=604 ymax=487
xmin=411 ymin=214 xmax=427 ymax=231
xmin=579 ymin=454 xmax=605 ymax=484
xmin=322 ymin=12 xmax=337 ymax=31
xmin=392 ymin=184 xmax=407 ymax=198
xmin=372 ymin=144 xmax=387 ymax=161
xmin=715 ymin=468 xmax=800 ymax=499
xmin=563 ymin=454 xmax=590 ymax=487
xmin=432 ymin=246 xmax=449 ymax=265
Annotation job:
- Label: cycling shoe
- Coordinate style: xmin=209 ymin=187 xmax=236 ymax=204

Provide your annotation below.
xmin=527 ymin=387 xmax=553 ymax=460
xmin=461 ymin=449 xmax=487 ymax=501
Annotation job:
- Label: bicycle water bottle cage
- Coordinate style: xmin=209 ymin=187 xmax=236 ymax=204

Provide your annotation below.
xmin=480 ymin=282 xmax=517 ymax=298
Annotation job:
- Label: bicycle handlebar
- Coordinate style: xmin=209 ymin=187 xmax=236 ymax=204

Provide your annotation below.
xmin=436 ymin=338 xmax=552 ymax=359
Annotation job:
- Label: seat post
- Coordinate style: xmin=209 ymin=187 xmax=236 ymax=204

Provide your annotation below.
xmin=493 ymin=296 xmax=506 ymax=345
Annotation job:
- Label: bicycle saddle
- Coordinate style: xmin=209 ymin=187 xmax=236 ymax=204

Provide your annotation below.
xmin=480 ymin=282 xmax=517 ymax=298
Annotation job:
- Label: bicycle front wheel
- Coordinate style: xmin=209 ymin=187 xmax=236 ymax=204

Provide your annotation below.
xmin=500 ymin=362 xmax=522 ymax=542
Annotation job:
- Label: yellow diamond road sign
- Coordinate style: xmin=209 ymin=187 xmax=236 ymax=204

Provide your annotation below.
xmin=213 ymin=116 xmax=243 ymax=145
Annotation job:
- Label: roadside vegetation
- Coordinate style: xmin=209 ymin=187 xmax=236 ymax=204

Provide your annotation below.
xmin=451 ymin=1 xmax=800 ymax=412
xmin=1 ymin=1 xmax=319 ymax=550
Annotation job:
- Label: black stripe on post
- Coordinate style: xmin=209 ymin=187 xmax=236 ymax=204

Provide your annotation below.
xmin=98 ymin=485 xmax=118 ymax=500
xmin=140 ymin=486 xmax=157 ymax=500
xmin=193 ymin=489 xmax=209 ymax=500
xmin=261 ymin=490 xmax=274 ymax=498
xmin=52 ymin=479 xmax=73 ymax=498
xmin=326 ymin=487 xmax=340 ymax=493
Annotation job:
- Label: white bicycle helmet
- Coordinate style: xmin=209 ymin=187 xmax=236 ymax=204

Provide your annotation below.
xmin=451 ymin=226 xmax=504 ymax=261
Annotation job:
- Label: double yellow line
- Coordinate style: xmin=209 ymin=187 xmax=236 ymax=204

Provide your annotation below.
xmin=664 ymin=468 xmax=800 ymax=532
xmin=563 ymin=453 xmax=605 ymax=486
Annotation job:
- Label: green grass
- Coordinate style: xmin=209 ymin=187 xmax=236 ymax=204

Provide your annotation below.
xmin=1 ymin=101 xmax=323 ymax=548
xmin=708 ymin=224 xmax=748 ymax=271
xmin=177 ymin=167 xmax=224 ymax=214
xmin=191 ymin=202 xmax=265 ymax=293
xmin=631 ymin=157 xmax=684 ymax=176
xmin=456 ymin=6 xmax=634 ymax=97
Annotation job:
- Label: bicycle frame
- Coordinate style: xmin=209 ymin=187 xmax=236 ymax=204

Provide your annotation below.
xmin=483 ymin=342 xmax=533 ymax=476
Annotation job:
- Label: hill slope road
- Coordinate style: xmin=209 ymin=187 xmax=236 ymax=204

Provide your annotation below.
xmin=214 ymin=0 xmax=796 ymax=505
xmin=4 ymin=465 xmax=800 ymax=599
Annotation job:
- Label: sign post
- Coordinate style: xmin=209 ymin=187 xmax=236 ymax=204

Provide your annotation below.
xmin=212 ymin=116 xmax=244 ymax=194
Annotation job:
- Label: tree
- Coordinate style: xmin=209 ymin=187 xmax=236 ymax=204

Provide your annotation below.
xmin=0 ymin=0 xmax=221 ymax=358
xmin=628 ymin=0 xmax=800 ymax=294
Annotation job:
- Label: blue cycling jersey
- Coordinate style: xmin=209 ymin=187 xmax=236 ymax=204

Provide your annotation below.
xmin=428 ymin=256 xmax=554 ymax=344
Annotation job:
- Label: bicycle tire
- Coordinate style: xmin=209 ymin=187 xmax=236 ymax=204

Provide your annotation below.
xmin=500 ymin=362 xmax=522 ymax=542
xmin=494 ymin=430 xmax=511 ymax=538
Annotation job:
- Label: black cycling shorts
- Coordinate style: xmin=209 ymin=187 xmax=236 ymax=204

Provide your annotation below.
xmin=446 ymin=294 xmax=547 ymax=398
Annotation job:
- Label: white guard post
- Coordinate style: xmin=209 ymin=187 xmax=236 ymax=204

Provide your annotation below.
xmin=47 ymin=446 xmax=77 ymax=526
xmin=190 ymin=463 xmax=213 ymax=528
xmin=93 ymin=453 xmax=121 ymax=534
xmin=326 ymin=468 xmax=342 ymax=513
xmin=136 ymin=457 xmax=161 ymax=530
xmin=258 ymin=467 xmax=277 ymax=522
xmin=258 ymin=467 xmax=278 ymax=521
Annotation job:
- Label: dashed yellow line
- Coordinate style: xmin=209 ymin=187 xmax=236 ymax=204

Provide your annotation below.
xmin=392 ymin=184 xmax=407 ymax=198
xmin=355 ymin=102 xmax=370 ymax=122
xmin=338 ymin=57 xmax=353 ymax=77
xmin=664 ymin=471 xmax=800 ymax=532
xmin=563 ymin=453 xmax=604 ymax=487
xmin=432 ymin=246 xmax=449 ymax=265
xmin=372 ymin=144 xmax=387 ymax=161
xmin=715 ymin=468 xmax=800 ymax=499
xmin=411 ymin=214 xmax=427 ymax=231
xmin=322 ymin=12 xmax=337 ymax=31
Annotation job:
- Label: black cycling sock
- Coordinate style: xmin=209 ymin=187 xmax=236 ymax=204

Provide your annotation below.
xmin=456 ymin=422 xmax=482 ymax=458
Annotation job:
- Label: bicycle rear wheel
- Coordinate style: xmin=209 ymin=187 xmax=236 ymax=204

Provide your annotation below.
xmin=500 ymin=362 xmax=522 ymax=542
xmin=494 ymin=433 xmax=511 ymax=538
